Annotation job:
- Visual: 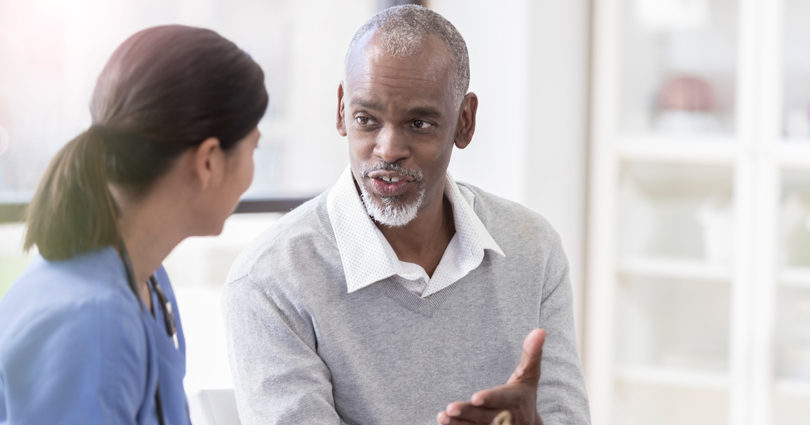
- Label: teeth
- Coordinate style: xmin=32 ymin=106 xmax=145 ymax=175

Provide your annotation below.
xmin=381 ymin=176 xmax=401 ymax=183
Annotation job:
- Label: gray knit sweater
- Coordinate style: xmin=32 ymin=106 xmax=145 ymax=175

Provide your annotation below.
xmin=223 ymin=184 xmax=590 ymax=425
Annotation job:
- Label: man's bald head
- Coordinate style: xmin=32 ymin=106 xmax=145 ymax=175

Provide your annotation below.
xmin=344 ymin=4 xmax=470 ymax=100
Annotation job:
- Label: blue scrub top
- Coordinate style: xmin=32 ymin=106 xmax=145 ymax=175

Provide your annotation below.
xmin=0 ymin=247 xmax=189 ymax=424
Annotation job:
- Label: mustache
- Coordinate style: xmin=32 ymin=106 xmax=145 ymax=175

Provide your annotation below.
xmin=361 ymin=162 xmax=423 ymax=182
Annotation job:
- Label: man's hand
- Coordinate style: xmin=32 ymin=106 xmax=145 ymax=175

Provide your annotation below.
xmin=436 ymin=329 xmax=546 ymax=425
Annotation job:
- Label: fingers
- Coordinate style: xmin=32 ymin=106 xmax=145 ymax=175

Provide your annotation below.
xmin=504 ymin=328 xmax=546 ymax=387
xmin=438 ymin=329 xmax=547 ymax=425
xmin=437 ymin=402 xmax=503 ymax=425
xmin=470 ymin=382 xmax=530 ymax=409
xmin=436 ymin=411 xmax=472 ymax=425
xmin=437 ymin=410 xmax=476 ymax=425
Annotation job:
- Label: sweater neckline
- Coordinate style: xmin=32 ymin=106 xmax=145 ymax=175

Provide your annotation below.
xmin=378 ymin=274 xmax=464 ymax=317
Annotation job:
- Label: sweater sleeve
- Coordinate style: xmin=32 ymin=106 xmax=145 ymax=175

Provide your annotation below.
xmin=222 ymin=276 xmax=347 ymax=425
xmin=1 ymin=299 xmax=148 ymax=424
xmin=536 ymin=230 xmax=591 ymax=425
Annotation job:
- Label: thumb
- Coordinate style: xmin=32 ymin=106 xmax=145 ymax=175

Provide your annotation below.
xmin=506 ymin=328 xmax=546 ymax=387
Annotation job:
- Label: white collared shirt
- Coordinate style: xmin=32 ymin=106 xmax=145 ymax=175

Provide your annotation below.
xmin=327 ymin=166 xmax=505 ymax=298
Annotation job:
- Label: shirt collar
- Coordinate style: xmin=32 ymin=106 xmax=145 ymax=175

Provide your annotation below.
xmin=444 ymin=173 xmax=505 ymax=260
xmin=327 ymin=165 xmax=504 ymax=294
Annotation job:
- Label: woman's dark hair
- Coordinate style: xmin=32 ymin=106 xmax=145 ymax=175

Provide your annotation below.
xmin=24 ymin=25 xmax=268 ymax=260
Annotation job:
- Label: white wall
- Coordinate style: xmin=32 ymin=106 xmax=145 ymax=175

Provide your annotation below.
xmin=433 ymin=0 xmax=591 ymax=346
xmin=525 ymin=0 xmax=591 ymax=347
xmin=433 ymin=0 xmax=530 ymax=203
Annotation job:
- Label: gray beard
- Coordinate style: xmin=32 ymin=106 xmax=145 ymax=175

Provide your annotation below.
xmin=358 ymin=182 xmax=424 ymax=227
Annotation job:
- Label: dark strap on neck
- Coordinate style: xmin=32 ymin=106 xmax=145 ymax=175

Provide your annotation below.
xmin=155 ymin=388 xmax=166 ymax=425
xmin=115 ymin=238 xmax=145 ymax=311
xmin=116 ymin=240 xmax=166 ymax=424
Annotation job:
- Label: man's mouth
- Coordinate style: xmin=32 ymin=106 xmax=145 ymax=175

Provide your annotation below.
xmin=366 ymin=171 xmax=415 ymax=197
xmin=367 ymin=170 xmax=415 ymax=182
xmin=361 ymin=164 xmax=423 ymax=198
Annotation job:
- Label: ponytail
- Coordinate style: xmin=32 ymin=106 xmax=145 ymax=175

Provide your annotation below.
xmin=24 ymin=127 xmax=120 ymax=260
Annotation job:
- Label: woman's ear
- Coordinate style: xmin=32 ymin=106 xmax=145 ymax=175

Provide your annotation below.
xmin=194 ymin=137 xmax=224 ymax=189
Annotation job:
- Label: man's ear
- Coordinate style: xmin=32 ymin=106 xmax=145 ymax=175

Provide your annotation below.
xmin=454 ymin=92 xmax=478 ymax=149
xmin=337 ymin=81 xmax=347 ymax=137
xmin=194 ymin=137 xmax=223 ymax=189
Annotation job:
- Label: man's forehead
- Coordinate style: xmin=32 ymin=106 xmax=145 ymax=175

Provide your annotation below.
xmin=348 ymin=47 xmax=453 ymax=95
xmin=346 ymin=31 xmax=453 ymax=81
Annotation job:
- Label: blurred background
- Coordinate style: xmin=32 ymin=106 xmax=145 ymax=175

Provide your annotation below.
xmin=0 ymin=0 xmax=807 ymax=424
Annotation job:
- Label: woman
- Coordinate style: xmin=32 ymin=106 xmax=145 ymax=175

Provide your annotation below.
xmin=0 ymin=25 xmax=267 ymax=424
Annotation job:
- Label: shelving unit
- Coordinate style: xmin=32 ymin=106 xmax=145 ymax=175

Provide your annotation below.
xmin=772 ymin=379 xmax=810 ymax=425
xmin=611 ymin=385 xmax=729 ymax=425
xmin=586 ymin=0 xmax=810 ymax=424
xmin=616 ymin=136 xmax=738 ymax=165
xmin=614 ymin=364 xmax=729 ymax=390
xmin=779 ymin=268 xmax=810 ymax=290
xmin=776 ymin=378 xmax=810 ymax=398
xmin=775 ymin=144 xmax=810 ymax=169
xmin=618 ymin=257 xmax=731 ymax=282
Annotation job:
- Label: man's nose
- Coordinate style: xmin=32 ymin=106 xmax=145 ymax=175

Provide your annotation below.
xmin=373 ymin=126 xmax=410 ymax=164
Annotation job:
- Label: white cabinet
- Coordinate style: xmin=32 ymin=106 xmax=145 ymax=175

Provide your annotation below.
xmin=586 ymin=0 xmax=810 ymax=424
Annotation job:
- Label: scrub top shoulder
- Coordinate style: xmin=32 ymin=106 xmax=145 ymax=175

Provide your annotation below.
xmin=0 ymin=246 xmax=188 ymax=425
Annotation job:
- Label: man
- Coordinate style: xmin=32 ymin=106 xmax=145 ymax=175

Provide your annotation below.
xmin=223 ymin=5 xmax=589 ymax=425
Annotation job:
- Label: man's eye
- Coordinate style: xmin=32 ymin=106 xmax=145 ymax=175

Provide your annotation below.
xmin=355 ymin=116 xmax=370 ymax=125
xmin=413 ymin=119 xmax=432 ymax=129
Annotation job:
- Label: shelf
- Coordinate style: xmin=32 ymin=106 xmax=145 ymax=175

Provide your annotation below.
xmin=615 ymin=365 xmax=728 ymax=391
xmin=618 ymin=257 xmax=732 ymax=282
xmin=780 ymin=138 xmax=810 ymax=145
xmin=589 ymin=0 xmax=802 ymax=422
xmin=776 ymin=378 xmax=810 ymax=398
xmin=776 ymin=143 xmax=810 ymax=169
xmin=616 ymin=135 xmax=737 ymax=164
xmin=779 ymin=268 xmax=810 ymax=289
